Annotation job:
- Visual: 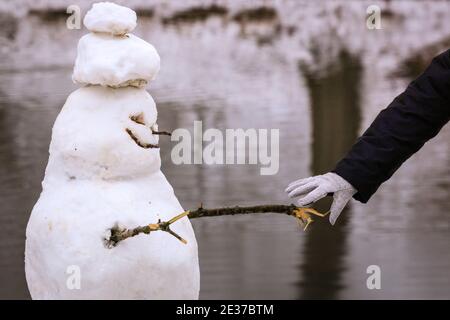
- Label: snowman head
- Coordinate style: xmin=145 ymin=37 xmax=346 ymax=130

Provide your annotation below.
xmin=73 ymin=2 xmax=161 ymax=88
xmin=50 ymin=86 xmax=162 ymax=180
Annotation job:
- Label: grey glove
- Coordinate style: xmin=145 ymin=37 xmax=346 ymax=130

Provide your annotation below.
xmin=285 ymin=172 xmax=357 ymax=225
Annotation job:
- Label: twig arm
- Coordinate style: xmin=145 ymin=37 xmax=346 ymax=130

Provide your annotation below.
xmin=187 ymin=204 xmax=298 ymax=219
xmin=105 ymin=204 xmax=326 ymax=248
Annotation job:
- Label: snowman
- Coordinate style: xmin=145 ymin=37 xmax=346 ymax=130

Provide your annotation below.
xmin=25 ymin=2 xmax=200 ymax=299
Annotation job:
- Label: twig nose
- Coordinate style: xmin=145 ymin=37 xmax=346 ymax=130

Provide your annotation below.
xmin=151 ymin=129 xmax=171 ymax=136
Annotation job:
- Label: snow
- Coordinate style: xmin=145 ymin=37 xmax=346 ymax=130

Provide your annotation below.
xmin=48 ymin=86 xmax=160 ymax=180
xmin=83 ymin=2 xmax=137 ymax=36
xmin=26 ymin=167 xmax=200 ymax=299
xmin=26 ymin=85 xmax=201 ymax=298
xmin=72 ymin=33 xmax=160 ymax=88
xmin=25 ymin=2 xmax=200 ymax=299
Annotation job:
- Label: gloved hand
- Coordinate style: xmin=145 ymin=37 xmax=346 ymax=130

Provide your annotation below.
xmin=285 ymin=172 xmax=357 ymax=225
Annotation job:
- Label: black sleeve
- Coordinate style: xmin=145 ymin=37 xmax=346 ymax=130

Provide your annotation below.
xmin=333 ymin=49 xmax=450 ymax=203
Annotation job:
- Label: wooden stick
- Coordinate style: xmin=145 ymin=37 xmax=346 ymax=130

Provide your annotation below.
xmin=105 ymin=204 xmax=328 ymax=248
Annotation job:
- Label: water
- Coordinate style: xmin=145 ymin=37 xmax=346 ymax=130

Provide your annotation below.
xmin=0 ymin=1 xmax=449 ymax=299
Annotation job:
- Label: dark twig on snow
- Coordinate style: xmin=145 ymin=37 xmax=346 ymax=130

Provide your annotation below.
xmin=151 ymin=129 xmax=172 ymax=136
xmin=106 ymin=204 xmax=329 ymax=248
xmin=125 ymin=128 xmax=160 ymax=149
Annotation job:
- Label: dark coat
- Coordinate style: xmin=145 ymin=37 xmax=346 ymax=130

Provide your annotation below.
xmin=333 ymin=49 xmax=450 ymax=203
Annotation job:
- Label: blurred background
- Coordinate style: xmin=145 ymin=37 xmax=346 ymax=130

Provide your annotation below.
xmin=0 ymin=0 xmax=449 ymax=299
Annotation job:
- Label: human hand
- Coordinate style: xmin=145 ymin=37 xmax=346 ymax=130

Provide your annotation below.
xmin=285 ymin=172 xmax=356 ymax=225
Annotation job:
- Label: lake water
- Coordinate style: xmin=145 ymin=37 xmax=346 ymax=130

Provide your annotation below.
xmin=0 ymin=0 xmax=449 ymax=299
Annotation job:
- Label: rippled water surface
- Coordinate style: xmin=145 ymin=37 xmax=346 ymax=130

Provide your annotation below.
xmin=0 ymin=1 xmax=449 ymax=299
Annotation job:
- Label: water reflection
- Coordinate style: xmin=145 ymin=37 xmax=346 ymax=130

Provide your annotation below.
xmin=0 ymin=93 xmax=31 ymax=299
xmin=299 ymin=51 xmax=362 ymax=299
xmin=0 ymin=91 xmax=43 ymax=299
xmin=0 ymin=1 xmax=449 ymax=300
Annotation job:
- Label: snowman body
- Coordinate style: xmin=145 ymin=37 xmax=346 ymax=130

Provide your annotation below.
xmin=25 ymin=3 xmax=199 ymax=299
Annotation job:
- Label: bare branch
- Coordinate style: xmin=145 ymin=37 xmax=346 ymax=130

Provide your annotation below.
xmin=151 ymin=129 xmax=172 ymax=136
xmin=105 ymin=205 xmax=329 ymax=248
xmin=125 ymin=128 xmax=160 ymax=149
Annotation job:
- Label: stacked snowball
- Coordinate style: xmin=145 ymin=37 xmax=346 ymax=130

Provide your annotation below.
xmin=73 ymin=2 xmax=160 ymax=88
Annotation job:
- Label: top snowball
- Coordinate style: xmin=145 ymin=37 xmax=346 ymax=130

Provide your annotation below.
xmin=83 ymin=2 xmax=137 ymax=35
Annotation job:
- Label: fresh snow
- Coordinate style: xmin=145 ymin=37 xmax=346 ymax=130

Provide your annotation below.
xmin=25 ymin=2 xmax=200 ymax=299
xmin=83 ymin=2 xmax=137 ymax=36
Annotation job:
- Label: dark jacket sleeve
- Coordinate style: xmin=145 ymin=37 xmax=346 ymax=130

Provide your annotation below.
xmin=333 ymin=49 xmax=450 ymax=203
